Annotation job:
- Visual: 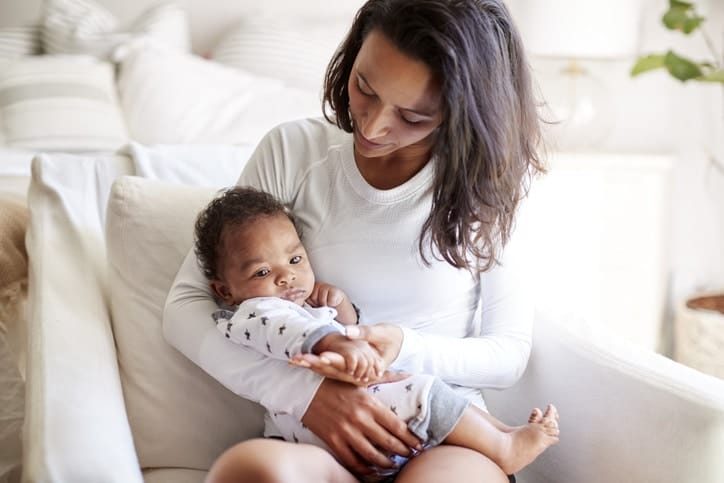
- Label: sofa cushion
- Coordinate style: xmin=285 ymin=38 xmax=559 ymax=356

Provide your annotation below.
xmin=43 ymin=0 xmax=190 ymax=59
xmin=0 ymin=56 xmax=128 ymax=151
xmin=106 ymin=176 xmax=265 ymax=469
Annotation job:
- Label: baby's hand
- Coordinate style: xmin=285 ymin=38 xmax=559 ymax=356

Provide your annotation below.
xmin=307 ymin=282 xmax=346 ymax=308
xmin=307 ymin=282 xmax=358 ymax=325
xmin=306 ymin=333 xmax=383 ymax=384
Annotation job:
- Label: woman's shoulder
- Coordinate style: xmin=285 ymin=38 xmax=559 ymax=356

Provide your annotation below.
xmin=263 ymin=117 xmax=350 ymax=155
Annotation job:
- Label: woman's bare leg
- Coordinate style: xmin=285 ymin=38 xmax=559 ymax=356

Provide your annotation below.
xmin=205 ymin=438 xmax=357 ymax=483
xmin=395 ymin=445 xmax=509 ymax=483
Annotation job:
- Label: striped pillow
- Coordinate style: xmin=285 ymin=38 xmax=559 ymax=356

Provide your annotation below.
xmin=0 ymin=56 xmax=128 ymax=151
xmin=43 ymin=0 xmax=190 ymax=60
xmin=0 ymin=26 xmax=42 ymax=60
xmin=210 ymin=18 xmax=349 ymax=91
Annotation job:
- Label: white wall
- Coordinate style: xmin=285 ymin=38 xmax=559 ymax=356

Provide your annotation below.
xmin=508 ymin=0 xmax=724 ymax=331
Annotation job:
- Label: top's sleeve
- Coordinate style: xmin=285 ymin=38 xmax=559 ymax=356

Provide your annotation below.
xmin=213 ymin=299 xmax=344 ymax=360
xmin=162 ymin=128 xmax=324 ymax=418
xmin=393 ymin=237 xmax=533 ymax=390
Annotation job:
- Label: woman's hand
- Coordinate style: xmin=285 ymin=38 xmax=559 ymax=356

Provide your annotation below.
xmin=301 ymin=378 xmax=423 ymax=475
xmin=290 ymin=323 xmax=405 ymax=384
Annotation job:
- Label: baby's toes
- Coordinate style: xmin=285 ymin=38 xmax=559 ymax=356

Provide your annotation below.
xmin=543 ymin=404 xmax=557 ymax=419
xmin=529 ymin=408 xmax=543 ymax=423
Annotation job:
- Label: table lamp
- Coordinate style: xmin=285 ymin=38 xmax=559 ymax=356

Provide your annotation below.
xmin=512 ymin=0 xmax=643 ymax=150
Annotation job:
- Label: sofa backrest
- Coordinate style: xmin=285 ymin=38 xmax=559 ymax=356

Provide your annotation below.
xmin=106 ymin=175 xmax=265 ymax=469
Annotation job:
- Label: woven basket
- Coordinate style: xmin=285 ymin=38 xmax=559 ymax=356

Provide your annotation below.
xmin=674 ymin=294 xmax=724 ymax=380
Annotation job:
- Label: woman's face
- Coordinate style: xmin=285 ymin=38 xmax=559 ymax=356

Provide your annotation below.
xmin=348 ymin=29 xmax=443 ymax=160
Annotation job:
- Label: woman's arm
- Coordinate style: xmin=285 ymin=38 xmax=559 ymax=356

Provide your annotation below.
xmin=395 ymin=244 xmax=534 ymax=389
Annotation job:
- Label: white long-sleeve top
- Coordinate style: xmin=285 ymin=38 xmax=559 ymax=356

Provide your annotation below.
xmin=163 ymin=118 xmax=533 ymax=418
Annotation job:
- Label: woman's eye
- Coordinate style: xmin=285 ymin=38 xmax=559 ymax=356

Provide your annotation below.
xmin=290 ymin=255 xmax=302 ymax=264
xmin=357 ymin=79 xmax=374 ymax=97
xmin=401 ymin=115 xmax=422 ymax=125
xmin=254 ymin=268 xmax=270 ymax=278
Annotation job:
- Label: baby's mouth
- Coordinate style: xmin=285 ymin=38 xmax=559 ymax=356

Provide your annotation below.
xmin=281 ymin=288 xmax=306 ymax=302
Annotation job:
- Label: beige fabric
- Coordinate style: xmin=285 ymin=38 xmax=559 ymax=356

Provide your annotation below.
xmin=0 ymin=197 xmax=27 ymax=290
xmin=106 ymin=176 xmax=265 ymax=470
xmin=143 ymin=467 xmax=206 ymax=483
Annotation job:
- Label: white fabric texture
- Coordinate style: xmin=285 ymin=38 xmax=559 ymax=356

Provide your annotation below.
xmin=42 ymin=0 xmax=190 ymax=59
xmin=211 ymin=17 xmax=348 ymax=91
xmin=117 ymin=44 xmax=322 ymax=147
xmin=0 ymin=55 xmax=128 ymax=151
xmin=121 ymin=141 xmax=255 ymax=188
xmin=106 ymin=176 xmax=265 ymax=469
xmin=164 ymin=118 xmax=533 ymax=418
xmin=0 ymin=26 xmax=41 ymax=60
xmin=24 ymin=152 xmax=142 ymax=483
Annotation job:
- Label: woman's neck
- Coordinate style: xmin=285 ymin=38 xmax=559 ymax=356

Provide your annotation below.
xmin=354 ymin=148 xmax=432 ymax=190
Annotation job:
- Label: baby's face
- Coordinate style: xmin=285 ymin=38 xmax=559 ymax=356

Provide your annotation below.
xmin=215 ymin=214 xmax=314 ymax=306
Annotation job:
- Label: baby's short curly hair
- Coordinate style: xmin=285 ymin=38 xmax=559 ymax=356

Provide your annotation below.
xmin=194 ymin=186 xmax=299 ymax=281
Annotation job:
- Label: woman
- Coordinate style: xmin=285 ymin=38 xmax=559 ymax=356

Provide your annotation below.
xmin=163 ymin=0 xmax=545 ymax=481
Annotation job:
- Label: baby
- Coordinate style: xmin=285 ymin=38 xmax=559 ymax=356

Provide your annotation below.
xmin=194 ymin=186 xmax=560 ymax=479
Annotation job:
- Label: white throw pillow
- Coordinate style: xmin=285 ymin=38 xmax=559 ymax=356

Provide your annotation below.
xmin=42 ymin=0 xmax=190 ymax=59
xmin=210 ymin=17 xmax=350 ymax=91
xmin=0 ymin=27 xmax=41 ymax=60
xmin=117 ymin=44 xmax=322 ymax=146
xmin=106 ymin=176 xmax=265 ymax=469
xmin=0 ymin=56 xmax=128 ymax=151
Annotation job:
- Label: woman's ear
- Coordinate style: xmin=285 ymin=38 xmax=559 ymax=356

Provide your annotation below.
xmin=210 ymin=280 xmax=233 ymax=305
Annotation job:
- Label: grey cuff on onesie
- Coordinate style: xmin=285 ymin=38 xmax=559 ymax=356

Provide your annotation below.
xmin=407 ymin=378 xmax=471 ymax=447
xmin=301 ymin=324 xmax=344 ymax=354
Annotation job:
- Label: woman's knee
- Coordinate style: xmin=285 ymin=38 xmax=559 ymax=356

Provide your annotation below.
xmin=205 ymin=438 xmax=352 ymax=483
xmin=396 ymin=445 xmax=508 ymax=483
xmin=206 ymin=439 xmax=293 ymax=483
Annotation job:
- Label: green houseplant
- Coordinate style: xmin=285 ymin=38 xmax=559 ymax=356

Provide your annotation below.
xmin=631 ymin=0 xmax=723 ymax=84
xmin=632 ymin=0 xmax=723 ymax=377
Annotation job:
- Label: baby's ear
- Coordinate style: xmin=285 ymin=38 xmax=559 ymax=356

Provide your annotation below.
xmin=210 ymin=280 xmax=233 ymax=305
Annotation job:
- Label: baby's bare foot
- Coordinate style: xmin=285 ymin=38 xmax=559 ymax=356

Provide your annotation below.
xmin=499 ymin=404 xmax=560 ymax=475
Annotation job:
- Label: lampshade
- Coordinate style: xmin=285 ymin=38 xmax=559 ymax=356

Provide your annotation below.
xmin=513 ymin=0 xmax=642 ymax=60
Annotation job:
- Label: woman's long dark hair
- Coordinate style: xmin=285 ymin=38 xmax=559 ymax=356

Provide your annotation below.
xmin=323 ymin=0 xmax=545 ymax=273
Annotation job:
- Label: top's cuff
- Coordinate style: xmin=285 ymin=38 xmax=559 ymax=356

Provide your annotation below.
xmin=301 ymin=324 xmax=345 ymax=354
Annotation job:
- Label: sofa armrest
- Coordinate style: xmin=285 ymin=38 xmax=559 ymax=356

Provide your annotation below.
xmin=23 ymin=154 xmax=142 ymax=483
xmin=484 ymin=311 xmax=724 ymax=483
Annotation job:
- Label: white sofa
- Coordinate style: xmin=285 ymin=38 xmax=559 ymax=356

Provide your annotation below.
xmin=23 ymin=150 xmax=724 ymax=483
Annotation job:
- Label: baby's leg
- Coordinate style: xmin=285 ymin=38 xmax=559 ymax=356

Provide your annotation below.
xmin=367 ymin=374 xmax=469 ymax=447
xmin=445 ymin=403 xmax=560 ymax=475
xmin=369 ymin=376 xmax=559 ymax=475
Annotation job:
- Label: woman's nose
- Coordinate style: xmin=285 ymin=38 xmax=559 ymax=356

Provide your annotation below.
xmin=360 ymin=104 xmax=391 ymax=140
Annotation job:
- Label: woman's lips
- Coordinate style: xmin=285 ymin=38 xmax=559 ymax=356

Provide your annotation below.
xmin=354 ymin=127 xmax=386 ymax=150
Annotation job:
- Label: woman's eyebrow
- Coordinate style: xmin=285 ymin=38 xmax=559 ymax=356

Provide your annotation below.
xmin=357 ymin=71 xmax=437 ymax=118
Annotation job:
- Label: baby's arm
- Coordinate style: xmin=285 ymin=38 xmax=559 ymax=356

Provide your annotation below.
xmin=214 ymin=297 xmax=343 ymax=362
xmin=307 ymin=282 xmax=358 ymax=325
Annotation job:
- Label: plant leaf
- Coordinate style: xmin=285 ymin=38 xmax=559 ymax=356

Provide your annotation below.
xmin=669 ymin=0 xmax=692 ymax=8
xmin=631 ymin=54 xmax=667 ymax=76
xmin=663 ymin=5 xmax=705 ymax=34
xmin=697 ymin=70 xmax=724 ymax=83
xmin=664 ymin=51 xmax=703 ymax=81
